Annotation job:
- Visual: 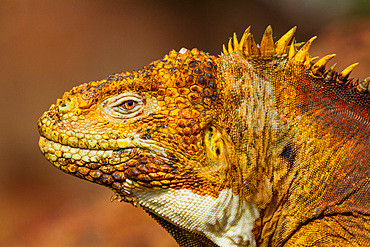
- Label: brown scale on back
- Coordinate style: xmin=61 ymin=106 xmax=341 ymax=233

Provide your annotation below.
xmin=38 ymin=26 xmax=370 ymax=246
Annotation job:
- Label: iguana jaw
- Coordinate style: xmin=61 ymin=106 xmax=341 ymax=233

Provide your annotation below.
xmin=39 ymin=135 xmax=260 ymax=247
xmin=38 ymin=135 xmax=182 ymax=191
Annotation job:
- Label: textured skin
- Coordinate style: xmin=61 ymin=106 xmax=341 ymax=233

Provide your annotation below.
xmin=38 ymin=26 xmax=370 ymax=246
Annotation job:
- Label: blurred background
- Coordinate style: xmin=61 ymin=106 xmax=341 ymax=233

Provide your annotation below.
xmin=1 ymin=1 xmax=369 ymax=246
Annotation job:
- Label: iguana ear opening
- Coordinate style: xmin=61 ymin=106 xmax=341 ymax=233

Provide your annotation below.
xmin=204 ymin=126 xmax=227 ymax=165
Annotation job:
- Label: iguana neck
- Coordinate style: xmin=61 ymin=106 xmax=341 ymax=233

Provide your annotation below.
xmin=215 ymin=50 xmax=360 ymax=244
xmin=215 ymin=52 xmax=290 ymax=208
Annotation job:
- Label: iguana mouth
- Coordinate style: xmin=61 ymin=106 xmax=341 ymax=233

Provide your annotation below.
xmin=39 ymin=136 xmax=139 ymax=165
xmin=39 ymin=136 xmax=182 ymax=191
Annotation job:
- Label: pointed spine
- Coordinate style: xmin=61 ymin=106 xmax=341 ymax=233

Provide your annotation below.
xmin=357 ymin=77 xmax=370 ymax=92
xmin=304 ymin=53 xmax=312 ymax=67
xmin=242 ymin=33 xmax=259 ymax=56
xmin=310 ymin=56 xmax=319 ymax=63
xmin=275 ymin=26 xmax=296 ymax=55
xmin=288 ymin=38 xmax=296 ymax=60
xmin=295 ymin=42 xmax=305 ymax=49
xmin=325 ymin=63 xmax=337 ymax=83
xmin=228 ymin=39 xmax=233 ymax=54
xmin=311 ymin=54 xmax=336 ymax=75
xmin=294 ymin=36 xmax=317 ymax=64
xmin=238 ymin=26 xmax=251 ymax=51
xmin=233 ymin=33 xmax=239 ymax=51
xmin=260 ymin=25 xmax=275 ymax=57
xmin=222 ymin=44 xmax=228 ymax=55
xmin=339 ymin=63 xmax=359 ymax=80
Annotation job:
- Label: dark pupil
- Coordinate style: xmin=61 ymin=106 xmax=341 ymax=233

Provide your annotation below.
xmin=127 ymin=100 xmax=134 ymax=107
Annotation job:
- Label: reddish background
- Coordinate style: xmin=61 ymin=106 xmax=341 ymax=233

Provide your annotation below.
xmin=1 ymin=1 xmax=369 ymax=246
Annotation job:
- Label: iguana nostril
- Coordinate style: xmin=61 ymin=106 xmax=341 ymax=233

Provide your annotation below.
xmin=58 ymin=99 xmax=71 ymax=113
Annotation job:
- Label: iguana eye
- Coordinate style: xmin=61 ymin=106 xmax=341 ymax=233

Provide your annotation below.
xmin=113 ymin=97 xmax=142 ymax=114
xmin=122 ymin=100 xmax=137 ymax=110
xmin=102 ymin=93 xmax=144 ymax=119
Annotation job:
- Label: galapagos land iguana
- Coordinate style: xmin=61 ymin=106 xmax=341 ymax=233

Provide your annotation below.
xmin=38 ymin=26 xmax=370 ymax=246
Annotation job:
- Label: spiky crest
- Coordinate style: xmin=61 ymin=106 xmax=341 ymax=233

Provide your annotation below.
xmin=221 ymin=26 xmax=368 ymax=92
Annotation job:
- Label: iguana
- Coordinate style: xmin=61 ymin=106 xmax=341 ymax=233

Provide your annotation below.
xmin=38 ymin=26 xmax=370 ymax=246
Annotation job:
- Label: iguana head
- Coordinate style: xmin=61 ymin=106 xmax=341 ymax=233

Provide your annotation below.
xmin=38 ymin=47 xmax=249 ymax=246
xmin=38 ymin=26 xmax=369 ymax=246
xmin=38 ymin=48 xmax=220 ymax=192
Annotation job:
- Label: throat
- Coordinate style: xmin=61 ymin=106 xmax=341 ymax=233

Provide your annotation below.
xmin=144 ymin=207 xmax=219 ymax=247
xmin=129 ymin=188 xmax=260 ymax=247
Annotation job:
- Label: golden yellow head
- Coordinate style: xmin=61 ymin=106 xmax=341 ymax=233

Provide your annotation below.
xmin=37 ymin=47 xmax=235 ymax=199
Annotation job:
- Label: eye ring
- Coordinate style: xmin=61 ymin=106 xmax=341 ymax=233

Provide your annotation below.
xmin=102 ymin=93 xmax=144 ymax=119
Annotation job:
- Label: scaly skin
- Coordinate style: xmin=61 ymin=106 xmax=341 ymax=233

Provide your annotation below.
xmin=38 ymin=26 xmax=370 ymax=246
